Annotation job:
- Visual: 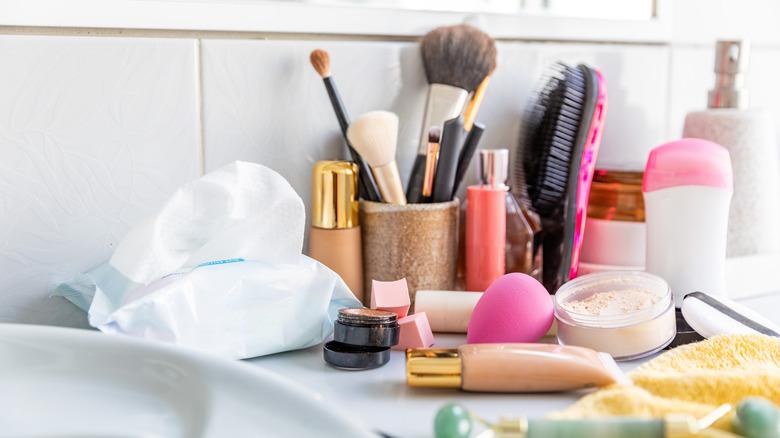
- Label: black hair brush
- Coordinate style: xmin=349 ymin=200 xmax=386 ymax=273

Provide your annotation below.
xmin=515 ymin=62 xmax=607 ymax=292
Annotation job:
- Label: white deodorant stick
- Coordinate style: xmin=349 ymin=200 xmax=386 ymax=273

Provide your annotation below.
xmin=643 ymin=139 xmax=733 ymax=306
xmin=414 ymin=290 xmax=483 ymax=333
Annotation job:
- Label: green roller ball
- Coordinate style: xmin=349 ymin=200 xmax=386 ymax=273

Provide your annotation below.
xmin=734 ymin=397 xmax=780 ymax=438
xmin=434 ymin=403 xmax=473 ymax=438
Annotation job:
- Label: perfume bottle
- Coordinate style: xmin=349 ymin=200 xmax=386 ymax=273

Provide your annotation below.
xmin=463 ymin=149 xmax=538 ymax=291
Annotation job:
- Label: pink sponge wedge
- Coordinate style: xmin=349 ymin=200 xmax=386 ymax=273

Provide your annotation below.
xmin=370 ymin=278 xmax=411 ymax=318
xmin=467 ymin=273 xmax=553 ymax=344
xmin=393 ymin=312 xmax=435 ymax=350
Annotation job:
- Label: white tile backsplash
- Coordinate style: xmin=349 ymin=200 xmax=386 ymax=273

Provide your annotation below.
xmin=201 ymin=39 xmax=428 ymax=213
xmin=202 ymin=39 xmax=669 ymax=212
xmin=0 ymin=35 xmax=200 ymax=326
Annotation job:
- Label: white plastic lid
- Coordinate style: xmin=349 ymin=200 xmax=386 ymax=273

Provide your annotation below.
xmin=681 ymin=292 xmax=779 ymax=338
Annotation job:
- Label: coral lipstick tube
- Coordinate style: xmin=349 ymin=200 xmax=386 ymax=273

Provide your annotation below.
xmin=466 ymin=150 xmax=507 ymax=291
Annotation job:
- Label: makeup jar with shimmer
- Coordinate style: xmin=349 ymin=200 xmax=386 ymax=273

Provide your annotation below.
xmin=554 ymin=271 xmax=675 ymax=360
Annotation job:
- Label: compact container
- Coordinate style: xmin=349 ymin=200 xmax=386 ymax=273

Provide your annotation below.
xmin=554 ymin=271 xmax=675 ymax=361
xmin=323 ymin=308 xmax=400 ymax=370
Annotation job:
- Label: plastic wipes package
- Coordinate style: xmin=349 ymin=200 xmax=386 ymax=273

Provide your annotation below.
xmin=57 ymin=161 xmax=361 ymax=359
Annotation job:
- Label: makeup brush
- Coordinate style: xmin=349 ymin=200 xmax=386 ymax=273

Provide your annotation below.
xmin=451 ymin=122 xmax=485 ymax=197
xmin=347 ymin=111 xmax=407 ymax=205
xmin=310 ymin=49 xmax=382 ymax=202
xmin=431 ymin=115 xmax=465 ymax=203
xmin=406 ymin=24 xmax=497 ymax=203
xmin=463 ymin=74 xmax=492 ymax=132
xmin=422 ymin=126 xmax=441 ymax=200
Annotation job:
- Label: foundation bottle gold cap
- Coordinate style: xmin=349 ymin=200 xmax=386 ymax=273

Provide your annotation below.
xmin=406 ymin=348 xmax=462 ymax=388
xmin=311 ymin=161 xmax=359 ymax=229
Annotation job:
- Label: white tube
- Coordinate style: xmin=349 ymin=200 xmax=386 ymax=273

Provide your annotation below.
xmin=414 ymin=290 xmax=482 ymax=333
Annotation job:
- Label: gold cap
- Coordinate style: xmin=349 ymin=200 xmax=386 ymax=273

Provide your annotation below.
xmin=406 ymin=348 xmax=462 ymax=388
xmin=311 ymin=161 xmax=359 ymax=229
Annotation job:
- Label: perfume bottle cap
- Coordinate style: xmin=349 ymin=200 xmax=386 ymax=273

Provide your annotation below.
xmin=479 ymin=149 xmax=509 ymax=188
xmin=311 ymin=160 xmax=359 ymax=229
xmin=708 ymin=40 xmax=749 ymax=109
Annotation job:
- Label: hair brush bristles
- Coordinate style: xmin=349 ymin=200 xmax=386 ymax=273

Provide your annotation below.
xmin=517 ymin=62 xmax=586 ymax=217
xmin=421 ymin=24 xmax=497 ymax=92
xmin=309 ymin=49 xmax=331 ymax=78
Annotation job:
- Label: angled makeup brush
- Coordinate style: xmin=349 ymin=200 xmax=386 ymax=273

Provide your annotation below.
xmin=310 ymin=49 xmax=382 ymax=202
xmin=347 ymin=111 xmax=407 ymax=205
xmin=406 ymin=24 xmax=497 ymax=203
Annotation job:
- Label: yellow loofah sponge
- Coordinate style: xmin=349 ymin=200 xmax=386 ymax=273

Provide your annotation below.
xmin=554 ymin=334 xmax=780 ymax=429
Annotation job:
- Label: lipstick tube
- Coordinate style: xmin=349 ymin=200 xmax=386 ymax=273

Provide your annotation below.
xmin=406 ymin=343 xmax=627 ymax=392
xmin=309 ymin=161 xmax=364 ymax=302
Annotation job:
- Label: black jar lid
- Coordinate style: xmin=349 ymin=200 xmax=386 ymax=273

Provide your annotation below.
xmin=323 ymin=341 xmax=391 ymax=370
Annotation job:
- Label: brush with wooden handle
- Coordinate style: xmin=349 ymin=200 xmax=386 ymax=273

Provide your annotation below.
xmin=463 ymin=74 xmax=492 ymax=132
xmin=310 ymin=49 xmax=382 ymax=202
xmin=406 ymin=24 xmax=497 ymax=203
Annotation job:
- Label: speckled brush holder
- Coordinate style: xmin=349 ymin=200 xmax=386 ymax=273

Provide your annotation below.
xmin=361 ymin=200 xmax=459 ymax=307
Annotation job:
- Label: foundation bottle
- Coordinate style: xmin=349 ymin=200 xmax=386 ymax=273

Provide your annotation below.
xmin=309 ymin=161 xmax=364 ymax=302
xmin=406 ymin=343 xmax=625 ymax=392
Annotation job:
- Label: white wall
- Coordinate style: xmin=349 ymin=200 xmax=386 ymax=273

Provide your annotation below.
xmin=0 ymin=0 xmax=778 ymax=327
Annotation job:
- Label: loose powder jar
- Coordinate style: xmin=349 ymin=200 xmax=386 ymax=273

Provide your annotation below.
xmin=554 ymin=271 xmax=675 ymax=360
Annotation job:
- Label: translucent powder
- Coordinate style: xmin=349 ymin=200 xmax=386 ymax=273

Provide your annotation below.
xmin=554 ymin=271 xmax=675 ymax=361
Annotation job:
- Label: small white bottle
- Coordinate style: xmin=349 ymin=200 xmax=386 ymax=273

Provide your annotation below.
xmin=643 ymin=139 xmax=733 ymax=306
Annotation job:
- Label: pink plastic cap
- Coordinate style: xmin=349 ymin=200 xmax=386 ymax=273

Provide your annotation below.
xmin=642 ymin=138 xmax=733 ymax=193
xmin=370 ymin=278 xmax=410 ymax=318
xmin=393 ymin=312 xmax=435 ymax=350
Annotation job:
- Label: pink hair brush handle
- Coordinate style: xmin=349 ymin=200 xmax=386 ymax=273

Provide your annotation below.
xmin=570 ymin=68 xmax=607 ymax=279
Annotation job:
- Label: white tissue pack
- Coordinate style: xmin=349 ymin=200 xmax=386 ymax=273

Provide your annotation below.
xmin=58 ymin=161 xmax=361 ymax=359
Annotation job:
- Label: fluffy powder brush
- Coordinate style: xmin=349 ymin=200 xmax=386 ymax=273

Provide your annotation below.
xmin=347 ymin=111 xmax=407 ymax=205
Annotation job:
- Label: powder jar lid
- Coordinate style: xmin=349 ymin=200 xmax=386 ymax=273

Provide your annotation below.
xmin=554 ymin=271 xmax=672 ymax=328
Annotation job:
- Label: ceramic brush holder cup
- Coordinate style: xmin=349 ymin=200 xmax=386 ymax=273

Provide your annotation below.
xmin=361 ymin=200 xmax=459 ymax=306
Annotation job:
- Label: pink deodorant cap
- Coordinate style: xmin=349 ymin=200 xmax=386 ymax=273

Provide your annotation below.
xmin=370 ymin=278 xmax=411 ymax=318
xmin=466 ymin=273 xmax=554 ymax=344
xmin=642 ymin=138 xmax=733 ymax=193
xmin=393 ymin=312 xmax=435 ymax=350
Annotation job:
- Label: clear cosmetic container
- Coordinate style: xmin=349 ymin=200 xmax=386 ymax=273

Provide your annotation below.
xmin=554 ymin=271 xmax=675 ymax=361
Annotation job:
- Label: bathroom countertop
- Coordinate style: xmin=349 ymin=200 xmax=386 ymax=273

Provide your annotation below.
xmin=247 ymin=293 xmax=780 ymax=438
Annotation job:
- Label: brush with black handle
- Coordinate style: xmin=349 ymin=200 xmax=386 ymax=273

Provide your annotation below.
xmin=431 ymin=115 xmax=465 ymax=203
xmin=451 ymin=122 xmax=485 ymax=198
xmin=310 ymin=49 xmax=382 ymax=202
xmin=406 ymin=24 xmax=496 ymax=203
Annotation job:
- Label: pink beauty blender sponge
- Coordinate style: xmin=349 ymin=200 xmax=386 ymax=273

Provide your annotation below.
xmin=467 ymin=273 xmax=553 ymax=344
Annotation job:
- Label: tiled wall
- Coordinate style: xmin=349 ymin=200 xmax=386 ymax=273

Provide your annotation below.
xmin=2 ymin=2 xmax=780 ymax=327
